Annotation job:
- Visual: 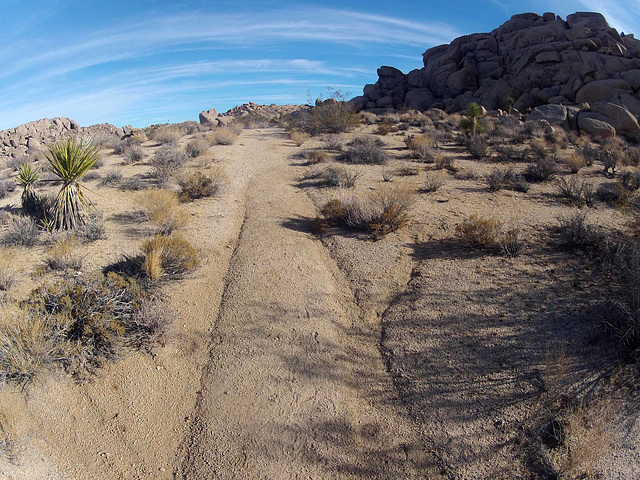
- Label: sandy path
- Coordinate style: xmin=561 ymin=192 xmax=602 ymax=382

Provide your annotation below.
xmin=176 ymin=131 xmax=431 ymax=479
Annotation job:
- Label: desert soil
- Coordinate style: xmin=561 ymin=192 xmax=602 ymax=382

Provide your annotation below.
xmin=1 ymin=125 xmax=639 ymax=479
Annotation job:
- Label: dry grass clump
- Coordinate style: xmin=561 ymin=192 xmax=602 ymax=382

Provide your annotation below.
xmin=317 ymin=187 xmax=413 ymax=239
xmin=555 ymin=212 xmax=604 ymax=251
xmin=455 ymin=215 xmax=503 ymax=249
xmin=422 ymin=171 xmax=446 ymax=193
xmin=309 ymin=150 xmax=329 ymax=165
xmin=404 ymin=134 xmax=434 ymax=162
xmin=322 ymin=134 xmax=345 ymax=151
xmin=375 ymin=120 xmax=396 ymax=136
xmin=136 ymin=189 xmax=187 ymax=234
xmin=563 ymin=152 xmax=586 ymax=173
xmin=0 ymin=312 xmax=66 ymax=386
xmin=99 ymin=168 xmax=123 ymax=187
xmin=555 ymin=177 xmax=594 ymax=207
xmin=1 ymin=215 xmax=39 ymax=247
xmin=289 ymin=131 xmax=309 ymax=146
xmin=0 ymin=248 xmax=20 ymax=292
xmin=524 ymin=158 xmax=559 ymax=182
xmin=153 ymin=126 xmax=183 ymax=145
xmin=434 ymin=153 xmax=456 ymax=172
xmin=455 ymin=215 xmax=525 ymax=255
xmin=210 ymin=127 xmax=239 ymax=145
xmin=150 ymin=144 xmax=188 ymax=184
xmin=338 ymin=136 xmax=387 ymax=165
xmin=122 ymin=144 xmax=144 ymax=164
xmin=185 ymin=137 xmax=210 ymax=158
xmin=306 ymin=165 xmax=363 ymax=188
xmin=177 ymin=167 xmax=227 ymax=202
xmin=486 ymin=168 xmax=529 ymax=192
xmin=45 ymin=237 xmax=84 ymax=272
xmin=141 ymin=235 xmax=199 ymax=280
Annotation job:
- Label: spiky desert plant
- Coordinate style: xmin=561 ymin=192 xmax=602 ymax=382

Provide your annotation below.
xmin=16 ymin=163 xmax=40 ymax=216
xmin=460 ymin=102 xmax=484 ymax=135
xmin=45 ymin=139 xmax=100 ymax=230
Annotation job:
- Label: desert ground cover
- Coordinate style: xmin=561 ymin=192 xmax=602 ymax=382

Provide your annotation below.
xmin=0 ymin=105 xmax=639 ymax=479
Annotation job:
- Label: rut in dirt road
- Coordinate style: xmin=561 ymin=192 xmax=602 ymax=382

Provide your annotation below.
xmin=176 ymin=132 xmax=434 ymax=479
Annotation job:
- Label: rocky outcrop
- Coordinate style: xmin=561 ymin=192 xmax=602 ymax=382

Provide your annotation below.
xmin=351 ymin=11 xmax=640 ymax=138
xmin=0 ymin=118 xmax=123 ymax=161
xmin=200 ymin=103 xmax=308 ymax=126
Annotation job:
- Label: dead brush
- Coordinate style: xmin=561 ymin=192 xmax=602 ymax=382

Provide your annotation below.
xmin=305 ymin=165 xmax=362 ymax=188
xmin=140 ymin=235 xmax=199 ymax=280
xmin=422 ymin=171 xmax=446 ymax=193
xmin=289 ymin=131 xmax=309 ymax=146
xmin=0 ymin=248 xmax=20 ymax=291
xmin=0 ymin=312 xmax=67 ymax=386
xmin=136 ymin=189 xmax=188 ymax=234
xmin=185 ymin=137 xmax=210 ymax=158
xmin=555 ymin=177 xmax=594 ymax=207
xmin=177 ymin=167 xmax=227 ymax=202
xmin=44 ymin=237 xmax=84 ymax=272
xmin=210 ymin=127 xmax=238 ymax=145
xmin=322 ymin=134 xmax=345 ymax=151
xmin=309 ymin=150 xmax=329 ymax=165
xmin=153 ymin=126 xmax=183 ymax=145
xmin=455 ymin=215 xmax=503 ymax=249
xmin=563 ymin=152 xmax=586 ymax=174
xmin=123 ymin=299 xmax=176 ymax=352
xmin=318 ymin=187 xmax=413 ymax=239
xmin=434 ymin=153 xmax=457 ymax=172
xmin=404 ymin=134 xmax=434 ymax=162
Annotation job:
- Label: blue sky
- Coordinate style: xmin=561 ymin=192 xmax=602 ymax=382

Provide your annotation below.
xmin=1 ymin=0 xmax=639 ymax=130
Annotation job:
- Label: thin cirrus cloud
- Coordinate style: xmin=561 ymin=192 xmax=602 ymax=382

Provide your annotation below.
xmin=0 ymin=5 xmax=461 ymax=130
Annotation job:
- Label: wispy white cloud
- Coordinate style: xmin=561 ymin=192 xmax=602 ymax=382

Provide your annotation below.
xmin=574 ymin=0 xmax=640 ymax=34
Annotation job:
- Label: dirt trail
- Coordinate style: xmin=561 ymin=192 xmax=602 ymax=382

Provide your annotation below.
xmin=176 ymin=131 xmax=431 ymax=478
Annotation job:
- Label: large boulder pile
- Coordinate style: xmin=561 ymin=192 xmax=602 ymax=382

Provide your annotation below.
xmin=350 ymin=11 xmax=640 ymax=139
xmin=0 ymin=117 xmax=123 ymax=160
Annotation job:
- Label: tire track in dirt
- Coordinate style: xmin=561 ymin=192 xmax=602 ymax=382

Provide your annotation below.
xmin=176 ymin=132 xmax=434 ymax=479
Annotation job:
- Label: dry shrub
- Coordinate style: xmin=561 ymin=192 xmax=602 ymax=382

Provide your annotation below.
xmin=375 ymin=121 xmax=396 ymax=135
xmin=185 ymin=138 xmax=210 ymax=158
xmin=124 ymin=299 xmax=176 ymax=352
xmin=309 ymin=150 xmax=329 ymax=164
xmin=136 ymin=189 xmax=187 ymax=234
xmin=524 ymin=158 xmax=559 ymax=182
xmin=322 ymin=134 xmax=345 ymax=151
xmin=338 ymin=136 xmax=387 ymax=165
xmin=564 ymin=153 xmax=586 ymax=173
xmin=555 ymin=177 xmax=594 ymax=207
xmin=423 ymin=171 xmax=446 ymax=193
xmin=123 ymin=144 xmax=144 ymax=164
xmin=555 ymin=212 xmax=604 ymax=251
xmin=0 ymin=248 xmax=19 ymax=292
xmin=289 ymin=99 xmax=359 ymax=134
xmin=466 ymin=134 xmax=488 ymax=159
xmin=397 ymin=164 xmax=418 ymax=176
xmin=289 ymin=131 xmax=309 ymax=146
xmin=0 ymin=312 xmax=66 ymax=386
xmin=404 ymin=134 xmax=434 ymax=162
xmin=486 ymin=168 xmax=529 ymax=192
xmin=99 ymin=168 xmax=123 ymax=187
xmin=177 ymin=167 xmax=227 ymax=201
xmin=1 ymin=215 xmax=39 ymax=247
xmin=546 ymin=398 xmax=616 ymax=479
xmin=151 ymin=144 xmax=188 ymax=184
xmin=434 ymin=153 xmax=456 ymax=172
xmin=154 ymin=126 xmax=183 ymax=145
xmin=141 ymin=235 xmax=199 ymax=280
xmin=455 ymin=215 xmax=503 ymax=249
xmin=45 ymin=237 xmax=84 ymax=272
xmin=210 ymin=128 xmax=238 ymax=145
xmin=501 ymin=227 xmax=525 ymax=256
xmin=306 ymin=166 xmax=362 ymax=188
xmin=318 ymin=187 xmax=413 ymax=239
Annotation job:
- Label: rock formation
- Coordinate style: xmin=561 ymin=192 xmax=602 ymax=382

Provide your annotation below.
xmin=350 ymin=12 xmax=640 ymax=139
xmin=199 ymin=102 xmax=307 ymax=126
xmin=0 ymin=118 xmax=123 ymax=161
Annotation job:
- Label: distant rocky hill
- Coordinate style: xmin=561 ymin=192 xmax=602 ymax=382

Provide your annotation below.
xmin=0 ymin=118 xmax=123 ymax=161
xmin=199 ymin=102 xmax=307 ymax=126
xmin=350 ymin=11 xmax=640 ymax=138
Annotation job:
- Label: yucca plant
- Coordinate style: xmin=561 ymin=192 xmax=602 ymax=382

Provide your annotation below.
xmin=16 ymin=163 xmax=40 ymax=216
xmin=45 ymin=139 xmax=100 ymax=230
xmin=460 ymin=102 xmax=485 ymax=136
